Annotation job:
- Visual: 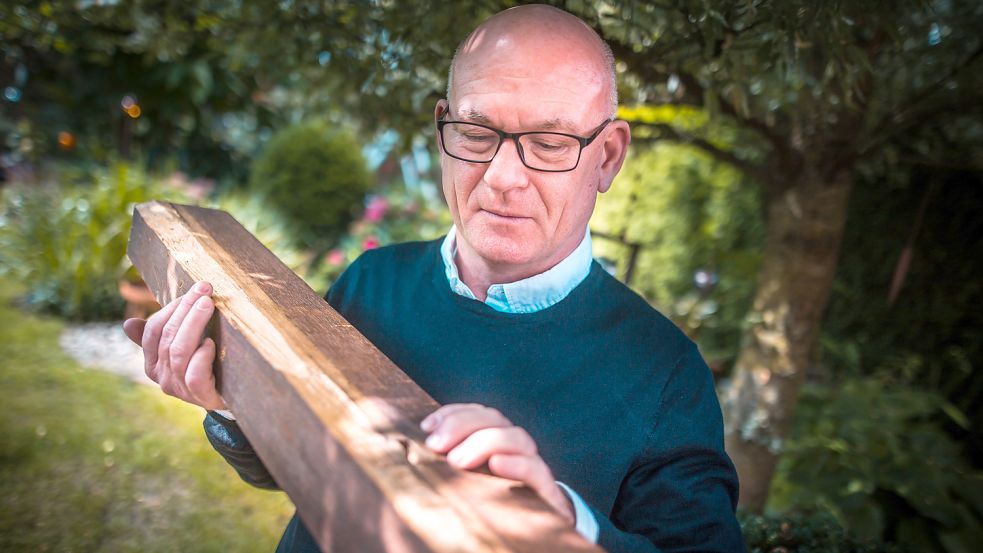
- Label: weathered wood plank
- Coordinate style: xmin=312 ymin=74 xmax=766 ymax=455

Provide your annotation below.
xmin=127 ymin=201 xmax=602 ymax=553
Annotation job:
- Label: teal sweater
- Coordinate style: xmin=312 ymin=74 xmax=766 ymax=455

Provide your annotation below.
xmin=204 ymin=238 xmax=744 ymax=552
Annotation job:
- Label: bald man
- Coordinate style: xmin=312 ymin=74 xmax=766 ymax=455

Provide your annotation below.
xmin=124 ymin=5 xmax=744 ymax=552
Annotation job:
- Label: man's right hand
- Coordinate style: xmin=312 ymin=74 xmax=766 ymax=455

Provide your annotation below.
xmin=122 ymin=280 xmax=226 ymax=410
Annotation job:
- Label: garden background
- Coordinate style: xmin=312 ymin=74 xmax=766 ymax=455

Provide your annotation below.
xmin=1 ymin=1 xmax=981 ymax=552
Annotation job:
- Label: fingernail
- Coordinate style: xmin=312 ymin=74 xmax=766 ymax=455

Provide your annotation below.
xmin=425 ymin=433 xmax=443 ymax=450
xmin=420 ymin=416 xmax=436 ymax=432
xmin=194 ymin=282 xmax=211 ymax=294
xmin=195 ymin=296 xmax=212 ymax=310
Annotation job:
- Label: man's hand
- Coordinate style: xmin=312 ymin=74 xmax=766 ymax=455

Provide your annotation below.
xmin=121 ymin=281 xmax=226 ymax=410
xmin=421 ymin=403 xmax=575 ymax=524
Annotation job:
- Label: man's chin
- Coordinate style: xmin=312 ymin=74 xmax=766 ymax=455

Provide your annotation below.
xmin=476 ymin=246 xmax=534 ymax=267
xmin=467 ymin=235 xmax=539 ymax=268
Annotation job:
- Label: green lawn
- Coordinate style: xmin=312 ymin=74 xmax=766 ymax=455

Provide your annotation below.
xmin=0 ymin=279 xmax=293 ymax=552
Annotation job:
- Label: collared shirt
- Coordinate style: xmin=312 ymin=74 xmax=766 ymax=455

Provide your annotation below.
xmin=439 ymin=225 xmax=594 ymax=313
xmin=439 ymin=224 xmax=600 ymax=543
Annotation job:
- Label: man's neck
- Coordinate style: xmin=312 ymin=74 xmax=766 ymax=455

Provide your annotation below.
xmin=453 ymin=235 xmax=581 ymax=303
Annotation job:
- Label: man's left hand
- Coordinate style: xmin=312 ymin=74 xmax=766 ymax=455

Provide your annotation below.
xmin=420 ymin=403 xmax=575 ymax=524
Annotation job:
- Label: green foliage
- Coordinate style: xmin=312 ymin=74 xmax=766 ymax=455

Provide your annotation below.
xmin=592 ymin=106 xmax=763 ymax=365
xmin=1 ymin=1 xmax=280 ymax=179
xmin=821 ymin=166 xmax=983 ymax=461
xmin=0 ymin=278 xmax=292 ymax=551
xmin=770 ymin=378 xmax=983 ymax=553
xmin=6 ymin=0 xmax=981 ymax=176
xmin=313 ymin=181 xmax=452 ymax=293
xmin=248 ymin=122 xmax=370 ymax=252
xmin=739 ymin=510 xmax=904 ymax=553
xmin=0 ymin=163 xmax=177 ymax=320
xmin=592 ymin=0 xmax=982 ymax=184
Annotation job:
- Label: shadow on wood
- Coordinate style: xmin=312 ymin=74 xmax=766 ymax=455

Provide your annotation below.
xmin=126 ymin=201 xmax=602 ymax=553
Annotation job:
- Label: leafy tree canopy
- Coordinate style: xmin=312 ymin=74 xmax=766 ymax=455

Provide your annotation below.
xmin=3 ymin=1 xmax=980 ymax=178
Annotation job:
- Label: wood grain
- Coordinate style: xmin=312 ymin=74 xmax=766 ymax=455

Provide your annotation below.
xmin=127 ymin=201 xmax=603 ymax=553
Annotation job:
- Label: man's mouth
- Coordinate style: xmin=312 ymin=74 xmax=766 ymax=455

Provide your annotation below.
xmin=482 ymin=208 xmax=528 ymax=220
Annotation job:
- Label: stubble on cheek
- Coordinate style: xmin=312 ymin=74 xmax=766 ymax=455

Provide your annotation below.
xmin=450 ymin=167 xmax=484 ymax=225
xmin=439 ymin=163 xmax=465 ymax=224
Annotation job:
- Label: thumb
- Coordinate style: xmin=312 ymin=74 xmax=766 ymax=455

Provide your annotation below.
xmin=122 ymin=318 xmax=147 ymax=345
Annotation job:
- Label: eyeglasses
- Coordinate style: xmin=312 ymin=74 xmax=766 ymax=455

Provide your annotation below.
xmin=436 ymin=114 xmax=613 ymax=173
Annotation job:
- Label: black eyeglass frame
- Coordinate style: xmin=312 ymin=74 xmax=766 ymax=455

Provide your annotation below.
xmin=436 ymin=114 xmax=614 ymax=173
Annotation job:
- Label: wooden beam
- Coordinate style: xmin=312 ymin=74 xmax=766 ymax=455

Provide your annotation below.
xmin=127 ymin=201 xmax=602 ymax=553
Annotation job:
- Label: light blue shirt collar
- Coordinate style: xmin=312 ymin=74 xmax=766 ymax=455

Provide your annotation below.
xmin=439 ymin=225 xmax=593 ymax=314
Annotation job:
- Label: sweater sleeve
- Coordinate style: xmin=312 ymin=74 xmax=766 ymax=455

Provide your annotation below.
xmin=594 ymin=345 xmax=745 ymax=553
xmin=203 ymin=411 xmax=279 ymax=490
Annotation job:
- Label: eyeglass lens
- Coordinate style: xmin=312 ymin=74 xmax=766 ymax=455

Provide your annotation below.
xmin=442 ymin=123 xmax=582 ymax=171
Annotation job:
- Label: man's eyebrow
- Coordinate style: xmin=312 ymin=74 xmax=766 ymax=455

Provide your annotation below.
xmin=536 ymin=117 xmax=579 ymax=133
xmin=457 ymin=108 xmax=492 ymax=124
xmin=455 ymin=109 xmax=579 ymax=133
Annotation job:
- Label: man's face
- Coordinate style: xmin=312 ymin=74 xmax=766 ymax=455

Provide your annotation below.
xmin=437 ymin=39 xmax=618 ymax=276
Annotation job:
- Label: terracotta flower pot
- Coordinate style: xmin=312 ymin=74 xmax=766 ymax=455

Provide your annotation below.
xmin=118 ymin=279 xmax=160 ymax=319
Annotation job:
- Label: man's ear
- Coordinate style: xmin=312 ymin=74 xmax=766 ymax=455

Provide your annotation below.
xmin=435 ymin=99 xmax=449 ymax=121
xmin=598 ymin=120 xmax=631 ymax=194
xmin=434 ymin=99 xmax=449 ymax=155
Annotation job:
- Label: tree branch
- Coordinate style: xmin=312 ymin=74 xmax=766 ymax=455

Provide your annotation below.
xmin=630 ymin=121 xmax=773 ymax=186
xmin=713 ymin=91 xmax=788 ymax=155
xmin=857 ymin=94 xmax=983 ymax=161
xmin=603 ymin=38 xmax=704 ymax=106
xmin=860 ymin=42 xmax=983 ymax=156
xmin=602 ymin=29 xmax=788 ymax=164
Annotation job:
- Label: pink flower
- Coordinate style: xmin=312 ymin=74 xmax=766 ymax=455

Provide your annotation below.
xmin=362 ymin=236 xmax=379 ymax=250
xmin=327 ymin=249 xmax=345 ymax=266
xmin=364 ymin=195 xmax=389 ymax=223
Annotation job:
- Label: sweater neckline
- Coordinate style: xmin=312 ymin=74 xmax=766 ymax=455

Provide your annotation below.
xmin=423 ymin=239 xmax=604 ymax=323
xmin=438 ymin=225 xmax=594 ymax=314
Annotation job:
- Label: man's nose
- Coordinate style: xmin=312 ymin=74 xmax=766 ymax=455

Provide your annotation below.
xmin=482 ymin=138 xmax=530 ymax=193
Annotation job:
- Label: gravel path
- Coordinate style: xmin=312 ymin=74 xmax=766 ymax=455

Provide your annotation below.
xmin=59 ymin=322 xmax=154 ymax=386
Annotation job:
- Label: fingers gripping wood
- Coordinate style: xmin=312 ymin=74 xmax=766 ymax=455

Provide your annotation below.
xmin=126 ymin=201 xmax=603 ymax=553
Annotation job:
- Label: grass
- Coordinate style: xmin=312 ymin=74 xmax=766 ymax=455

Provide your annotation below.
xmin=0 ymin=278 xmax=293 ymax=552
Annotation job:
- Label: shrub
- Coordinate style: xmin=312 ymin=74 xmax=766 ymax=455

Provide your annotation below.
xmin=248 ymin=122 xmax=370 ymax=252
xmin=0 ymin=163 xmax=175 ymax=320
xmin=311 ymin=180 xmax=452 ymax=293
xmin=592 ymin=135 xmax=764 ymax=369
xmin=769 ymin=378 xmax=982 ymax=553
xmin=739 ymin=511 xmax=904 ymax=553
xmin=821 ymin=166 xmax=983 ymax=470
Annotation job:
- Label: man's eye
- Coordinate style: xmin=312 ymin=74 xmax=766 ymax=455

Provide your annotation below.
xmin=531 ymin=140 xmax=569 ymax=152
xmin=463 ymin=133 xmax=495 ymax=143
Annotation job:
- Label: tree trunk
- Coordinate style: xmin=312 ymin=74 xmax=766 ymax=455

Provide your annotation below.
xmin=721 ymin=168 xmax=852 ymax=511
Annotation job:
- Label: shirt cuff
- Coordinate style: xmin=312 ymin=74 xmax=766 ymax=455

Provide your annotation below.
xmin=212 ymin=409 xmax=236 ymax=421
xmin=555 ymin=481 xmax=600 ymax=543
